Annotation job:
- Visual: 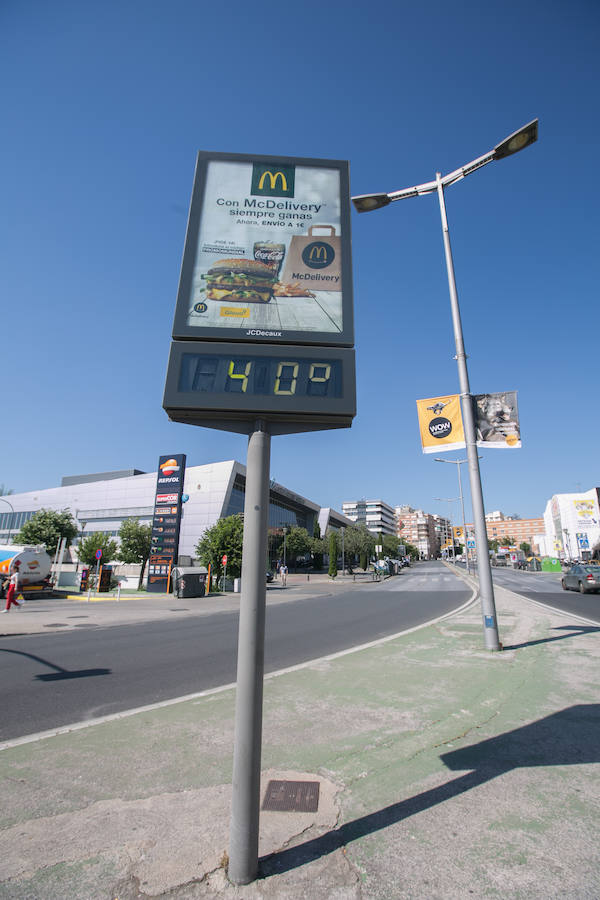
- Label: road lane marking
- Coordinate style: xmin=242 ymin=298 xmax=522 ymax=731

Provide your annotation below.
xmin=0 ymin=587 xmax=477 ymax=752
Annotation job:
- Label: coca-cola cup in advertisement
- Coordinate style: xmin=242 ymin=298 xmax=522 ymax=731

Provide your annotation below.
xmin=253 ymin=241 xmax=286 ymax=278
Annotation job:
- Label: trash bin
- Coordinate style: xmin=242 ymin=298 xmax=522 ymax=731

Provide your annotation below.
xmin=171 ymin=566 xmax=208 ymax=598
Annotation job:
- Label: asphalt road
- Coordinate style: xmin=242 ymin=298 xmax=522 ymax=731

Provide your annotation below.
xmin=0 ymin=561 xmax=469 ymax=742
xmin=487 ymin=566 xmax=600 ymax=624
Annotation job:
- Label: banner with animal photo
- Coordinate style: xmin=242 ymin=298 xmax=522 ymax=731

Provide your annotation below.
xmin=473 ymin=391 xmax=521 ymax=448
xmin=416 ymin=395 xmax=466 ymax=453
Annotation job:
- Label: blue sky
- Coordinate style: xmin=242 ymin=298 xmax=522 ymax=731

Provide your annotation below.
xmin=2 ymin=0 xmax=598 ymax=522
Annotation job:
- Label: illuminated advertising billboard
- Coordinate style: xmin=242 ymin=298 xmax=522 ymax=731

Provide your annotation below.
xmin=171 ymin=152 xmax=354 ymax=347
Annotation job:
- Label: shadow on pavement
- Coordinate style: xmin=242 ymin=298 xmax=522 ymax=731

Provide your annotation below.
xmin=0 ymin=647 xmax=111 ymax=681
xmin=260 ymin=704 xmax=599 ymax=877
xmin=503 ymin=624 xmax=600 ymax=651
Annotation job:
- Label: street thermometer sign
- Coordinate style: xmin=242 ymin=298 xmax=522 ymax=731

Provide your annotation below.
xmin=163 ymin=151 xmax=355 ymax=435
xmin=162 ymin=150 xmax=356 ymax=885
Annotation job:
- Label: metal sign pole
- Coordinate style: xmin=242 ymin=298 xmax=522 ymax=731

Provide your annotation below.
xmin=229 ymin=420 xmax=271 ymax=885
xmin=436 ymin=174 xmax=500 ymax=651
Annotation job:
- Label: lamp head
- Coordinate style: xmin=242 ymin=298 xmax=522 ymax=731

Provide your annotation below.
xmin=494 ymin=119 xmax=538 ymax=160
xmin=351 ymin=193 xmax=391 ymax=213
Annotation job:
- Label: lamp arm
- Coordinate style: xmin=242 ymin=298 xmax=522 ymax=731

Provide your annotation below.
xmin=441 ymin=150 xmax=496 ymax=188
xmin=387 ymin=179 xmax=438 ymax=202
xmin=386 ymin=148 xmax=495 ymax=202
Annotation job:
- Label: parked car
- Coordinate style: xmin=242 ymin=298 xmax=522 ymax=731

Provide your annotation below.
xmin=561 ymin=564 xmax=600 ymax=594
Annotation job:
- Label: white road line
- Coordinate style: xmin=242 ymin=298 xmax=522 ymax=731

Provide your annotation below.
xmin=0 ymin=588 xmax=477 ymax=752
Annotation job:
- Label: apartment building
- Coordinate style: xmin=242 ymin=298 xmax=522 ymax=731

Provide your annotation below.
xmin=342 ymin=499 xmax=397 ymax=536
xmin=464 ymin=512 xmax=545 ymax=552
xmin=395 ymin=505 xmax=442 ymax=558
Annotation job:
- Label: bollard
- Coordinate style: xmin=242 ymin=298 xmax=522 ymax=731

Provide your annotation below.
xmin=116 ymin=583 xmax=121 ymax=602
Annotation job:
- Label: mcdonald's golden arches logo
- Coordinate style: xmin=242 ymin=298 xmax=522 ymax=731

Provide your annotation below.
xmin=302 ymin=241 xmax=335 ymax=269
xmin=251 ymin=163 xmax=295 ymax=197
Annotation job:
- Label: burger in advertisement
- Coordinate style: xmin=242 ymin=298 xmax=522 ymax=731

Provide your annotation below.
xmin=202 ymin=258 xmax=276 ymax=303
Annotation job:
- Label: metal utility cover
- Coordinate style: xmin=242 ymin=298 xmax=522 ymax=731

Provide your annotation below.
xmin=262 ymin=780 xmax=320 ymax=813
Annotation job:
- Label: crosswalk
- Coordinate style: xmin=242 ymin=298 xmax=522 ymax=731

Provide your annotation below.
xmin=379 ymin=572 xmax=461 ymax=592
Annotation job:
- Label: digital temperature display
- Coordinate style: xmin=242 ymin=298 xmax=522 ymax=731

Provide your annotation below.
xmin=178 ymin=354 xmax=342 ymax=398
xmin=163 ymin=341 xmax=356 ymax=435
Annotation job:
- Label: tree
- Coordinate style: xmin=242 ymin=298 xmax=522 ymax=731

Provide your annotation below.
xmin=488 ymin=539 xmax=500 ymax=552
xmin=78 ymin=532 xmax=119 ymax=567
xmin=196 ymin=514 xmax=244 ymax=578
xmin=312 ymin=522 xmax=323 ymax=570
xmin=404 ymin=542 xmax=419 ymax=561
xmin=377 ymin=533 xmax=385 ymax=559
xmin=281 ymin=526 xmax=312 ymax=567
xmin=519 ymin=541 xmax=532 ymax=556
xmin=0 ymin=485 xmax=13 ymax=496
xmin=382 ymin=534 xmax=401 ymax=558
xmin=118 ymin=518 xmax=152 ymax=589
xmin=13 ymin=508 xmax=77 ymax=557
xmin=499 ymin=534 xmax=516 ymax=546
xmin=328 ymin=532 xmax=338 ymax=578
xmin=344 ymin=525 xmax=375 ymax=569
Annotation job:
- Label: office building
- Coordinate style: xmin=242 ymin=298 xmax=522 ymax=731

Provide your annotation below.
xmin=341 ymin=499 xmax=397 ymax=536
xmin=0 ymin=459 xmax=346 ymax=568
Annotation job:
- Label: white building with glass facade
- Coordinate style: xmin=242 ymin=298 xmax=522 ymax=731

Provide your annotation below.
xmin=0 ymin=460 xmax=338 ymax=568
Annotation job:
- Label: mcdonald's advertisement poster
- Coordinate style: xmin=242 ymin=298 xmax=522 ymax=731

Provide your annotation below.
xmin=416 ymin=394 xmax=466 ymax=453
xmin=172 ymin=152 xmax=354 ymax=346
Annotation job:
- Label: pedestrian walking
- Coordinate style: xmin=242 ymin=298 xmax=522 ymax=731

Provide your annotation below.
xmin=280 ymin=563 xmax=288 ymax=587
xmin=3 ymin=561 xmax=23 ymax=612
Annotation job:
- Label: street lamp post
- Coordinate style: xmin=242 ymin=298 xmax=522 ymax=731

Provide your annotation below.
xmin=562 ymin=528 xmax=571 ymax=562
xmin=352 ymin=119 xmax=538 ymax=651
xmin=434 ymin=498 xmax=458 ymax=560
xmin=0 ymin=497 xmax=15 ymax=544
xmin=435 ymin=457 xmax=482 ymax=575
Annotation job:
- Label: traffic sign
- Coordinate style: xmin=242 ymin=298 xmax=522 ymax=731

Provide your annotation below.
xmin=222 ymin=554 xmax=228 ymax=566
xmin=467 ymin=540 xmax=476 ymax=548
xmin=95 ymin=549 xmax=102 ymax=560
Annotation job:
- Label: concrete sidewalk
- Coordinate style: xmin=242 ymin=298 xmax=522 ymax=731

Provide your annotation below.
xmin=1 ymin=575 xmax=599 ymax=898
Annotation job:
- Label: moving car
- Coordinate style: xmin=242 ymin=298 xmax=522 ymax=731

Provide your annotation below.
xmin=561 ymin=564 xmax=600 ymax=594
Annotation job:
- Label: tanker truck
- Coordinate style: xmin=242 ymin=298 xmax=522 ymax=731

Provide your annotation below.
xmin=0 ymin=545 xmax=53 ymax=599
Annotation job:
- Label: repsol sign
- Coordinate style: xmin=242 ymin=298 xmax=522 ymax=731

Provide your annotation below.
xmin=429 ymin=417 xmax=452 ymax=438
